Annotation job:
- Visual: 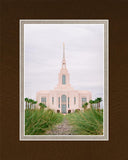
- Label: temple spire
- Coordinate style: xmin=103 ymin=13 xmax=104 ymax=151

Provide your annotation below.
xmin=62 ymin=42 xmax=66 ymax=69
xmin=63 ymin=42 xmax=65 ymax=59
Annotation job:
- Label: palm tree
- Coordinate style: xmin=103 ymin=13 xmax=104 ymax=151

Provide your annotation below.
xmin=33 ymin=101 xmax=37 ymax=109
xmin=94 ymin=98 xmax=99 ymax=109
xmin=97 ymin=97 xmax=102 ymax=110
xmin=27 ymin=99 xmax=30 ymax=109
xmin=25 ymin=98 xmax=29 ymax=109
xmin=39 ymin=103 xmax=47 ymax=110
xmin=89 ymin=100 xmax=93 ymax=108
xmin=82 ymin=102 xmax=88 ymax=111
xmin=28 ymin=99 xmax=33 ymax=109
xmin=92 ymin=100 xmax=95 ymax=108
xmin=32 ymin=99 xmax=35 ymax=109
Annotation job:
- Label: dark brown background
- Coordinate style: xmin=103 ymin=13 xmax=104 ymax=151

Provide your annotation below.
xmin=0 ymin=0 xmax=128 ymax=160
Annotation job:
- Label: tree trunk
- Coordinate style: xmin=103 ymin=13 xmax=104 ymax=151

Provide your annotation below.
xmin=98 ymin=102 xmax=100 ymax=111
xmin=25 ymin=102 xmax=27 ymax=109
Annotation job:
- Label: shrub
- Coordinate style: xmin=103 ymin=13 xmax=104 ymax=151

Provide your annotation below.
xmin=82 ymin=102 xmax=88 ymax=110
xmin=57 ymin=110 xmax=60 ymax=113
xmin=46 ymin=108 xmax=54 ymax=113
xmin=67 ymin=108 xmax=103 ymax=135
xmin=68 ymin=110 xmax=71 ymax=113
xmin=25 ymin=109 xmax=63 ymax=135
xmin=75 ymin=109 xmax=80 ymax=113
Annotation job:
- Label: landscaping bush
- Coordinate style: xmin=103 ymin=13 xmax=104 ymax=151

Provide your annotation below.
xmin=68 ymin=110 xmax=71 ymax=113
xmin=57 ymin=110 xmax=60 ymax=113
xmin=25 ymin=109 xmax=63 ymax=135
xmin=67 ymin=108 xmax=103 ymax=135
xmin=75 ymin=109 xmax=80 ymax=113
xmin=46 ymin=108 xmax=54 ymax=113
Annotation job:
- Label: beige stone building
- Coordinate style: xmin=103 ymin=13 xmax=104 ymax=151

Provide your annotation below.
xmin=36 ymin=43 xmax=92 ymax=113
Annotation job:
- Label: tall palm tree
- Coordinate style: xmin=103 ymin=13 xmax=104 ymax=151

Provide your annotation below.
xmin=89 ymin=100 xmax=93 ymax=108
xmin=28 ymin=99 xmax=33 ymax=109
xmin=92 ymin=100 xmax=95 ymax=108
xmin=32 ymin=100 xmax=35 ymax=109
xmin=33 ymin=101 xmax=37 ymax=109
xmin=39 ymin=103 xmax=47 ymax=110
xmin=27 ymin=98 xmax=30 ymax=109
xmin=25 ymin=98 xmax=29 ymax=109
xmin=97 ymin=97 xmax=102 ymax=110
xmin=82 ymin=102 xmax=88 ymax=111
xmin=94 ymin=98 xmax=99 ymax=109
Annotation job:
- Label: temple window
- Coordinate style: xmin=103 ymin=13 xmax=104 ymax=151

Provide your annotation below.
xmin=41 ymin=97 xmax=46 ymax=105
xmin=58 ymin=97 xmax=60 ymax=108
xmin=82 ymin=98 xmax=86 ymax=106
xmin=62 ymin=75 xmax=66 ymax=84
xmin=68 ymin=97 xmax=70 ymax=108
xmin=52 ymin=97 xmax=54 ymax=105
xmin=61 ymin=95 xmax=66 ymax=103
xmin=74 ymin=97 xmax=76 ymax=105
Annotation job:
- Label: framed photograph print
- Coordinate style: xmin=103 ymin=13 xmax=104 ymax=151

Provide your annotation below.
xmin=19 ymin=20 xmax=109 ymax=141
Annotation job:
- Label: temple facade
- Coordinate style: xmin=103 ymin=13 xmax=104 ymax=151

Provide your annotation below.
xmin=36 ymin=43 xmax=92 ymax=113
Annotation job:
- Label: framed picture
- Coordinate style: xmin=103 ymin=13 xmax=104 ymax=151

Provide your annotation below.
xmin=20 ymin=20 xmax=109 ymax=141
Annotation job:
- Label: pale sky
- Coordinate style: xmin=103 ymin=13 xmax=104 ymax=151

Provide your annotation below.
xmin=24 ymin=24 xmax=104 ymax=107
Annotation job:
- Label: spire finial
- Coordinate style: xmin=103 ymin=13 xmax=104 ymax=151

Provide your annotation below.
xmin=63 ymin=42 xmax=65 ymax=59
xmin=62 ymin=42 xmax=66 ymax=69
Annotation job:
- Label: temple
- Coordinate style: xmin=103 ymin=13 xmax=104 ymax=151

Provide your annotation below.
xmin=36 ymin=43 xmax=92 ymax=113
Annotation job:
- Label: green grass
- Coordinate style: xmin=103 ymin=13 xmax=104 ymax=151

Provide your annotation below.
xmin=66 ymin=108 xmax=103 ymax=135
xmin=25 ymin=109 xmax=64 ymax=135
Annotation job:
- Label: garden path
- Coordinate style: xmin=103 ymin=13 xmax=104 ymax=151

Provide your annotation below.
xmin=45 ymin=116 xmax=75 ymax=135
